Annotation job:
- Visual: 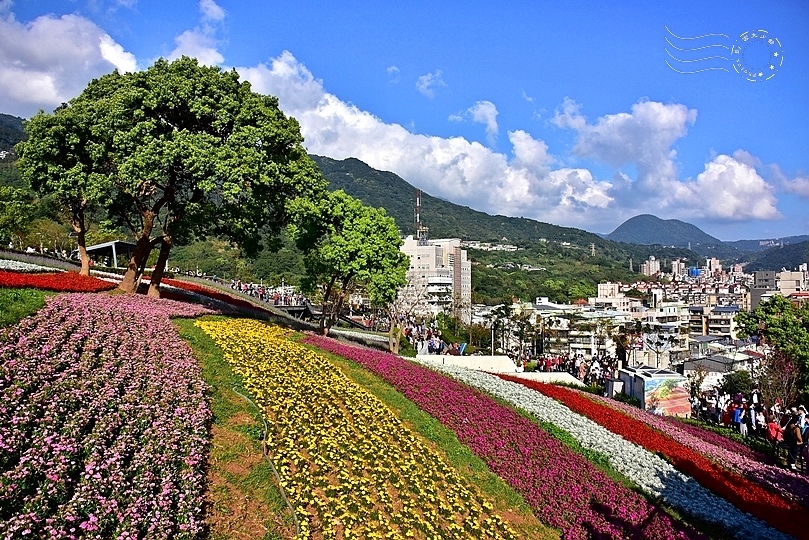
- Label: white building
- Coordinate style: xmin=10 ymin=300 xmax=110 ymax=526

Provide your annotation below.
xmin=641 ymin=256 xmax=661 ymax=276
xmin=399 ymin=235 xmax=472 ymax=322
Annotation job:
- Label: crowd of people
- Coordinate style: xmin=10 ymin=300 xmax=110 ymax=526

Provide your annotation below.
xmin=693 ymin=390 xmax=808 ymax=470
xmin=520 ymin=352 xmax=620 ymax=386
xmin=228 ymin=279 xmax=306 ymax=307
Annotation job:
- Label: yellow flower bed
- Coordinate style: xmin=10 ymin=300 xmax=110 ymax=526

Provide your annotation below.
xmin=197 ymin=319 xmax=517 ymax=540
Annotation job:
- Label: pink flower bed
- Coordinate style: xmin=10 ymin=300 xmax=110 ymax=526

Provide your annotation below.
xmin=0 ymin=293 xmax=212 ymax=539
xmin=302 ymin=334 xmax=705 ymax=540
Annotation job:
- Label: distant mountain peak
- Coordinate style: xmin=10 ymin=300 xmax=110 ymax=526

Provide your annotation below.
xmin=607 ymin=215 xmax=724 ymax=248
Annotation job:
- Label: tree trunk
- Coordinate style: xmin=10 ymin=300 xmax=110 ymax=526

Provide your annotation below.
xmin=118 ymin=212 xmax=155 ymax=293
xmin=71 ymin=209 xmax=90 ymax=276
xmin=388 ymin=323 xmax=401 ymax=354
xmin=75 ymin=228 xmax=90 ymax=276
xmin=147 ymin=236 xmax=172 ymax=298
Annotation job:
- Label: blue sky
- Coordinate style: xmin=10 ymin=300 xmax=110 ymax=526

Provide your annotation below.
xmin=1 ymin=0 xmax=807 ymax=241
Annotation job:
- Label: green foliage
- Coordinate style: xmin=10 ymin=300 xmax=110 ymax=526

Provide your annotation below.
xmin=0 ymin=185 xmax=36 ymax=244
xmin=743 ymin=240 xmax=809 ymax=272
xmin=0 ymin=288 xmax=49 ymax=327
xmin=718 ymin=370 xmax=753 ymax=397
xmin=614 ymin=392 xmax=641 ymax=408
xmin=292 ymin=190 xmax=408 ymax=331
xmin=736 ymin=294 xmax=809 ymax=392
xmin=0 ymin=159 xmax=24 ymax=188
xmin=19 ymin=56 xmax=327 ymax=290
xmin=607 ymin=214 xmax=740 ymax=258
xmin=312 ymin=155 xmax=599 ymax=245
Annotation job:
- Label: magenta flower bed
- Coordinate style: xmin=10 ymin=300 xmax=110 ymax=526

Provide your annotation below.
xmin=577 ymin=389 xmax=809 ymax=509
xmin=302 ymin=335 xmax=704 ymax=540
xmin=0 ymin=293 xmax=213 ymax=539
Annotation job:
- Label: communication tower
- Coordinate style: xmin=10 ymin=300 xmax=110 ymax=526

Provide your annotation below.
xmin=414 ymin=189 xmax=430 ymax=246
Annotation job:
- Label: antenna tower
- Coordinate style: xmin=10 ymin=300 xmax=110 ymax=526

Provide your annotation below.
xmin=415 ymin=189 xmax=429 ymax=245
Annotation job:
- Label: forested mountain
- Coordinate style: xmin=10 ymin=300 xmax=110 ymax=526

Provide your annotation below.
xmin=726 ymin=235 xmax=809 ymax=253
xmin=310 ymin=155 xmax=601 ymax=246
xmin=743 ymin=240 xmax=809 ymax=272
xmin=0 ymin=113 xmax=25 ymax=151
xmin=606 ymin=214 xmax=740 ymax=258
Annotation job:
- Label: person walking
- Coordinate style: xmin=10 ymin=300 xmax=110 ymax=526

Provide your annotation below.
xmin=784 ymin=408 xmax=804 ymax=471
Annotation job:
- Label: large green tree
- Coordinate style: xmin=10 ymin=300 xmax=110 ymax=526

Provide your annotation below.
xmin=18 ymin=103 xmax=109 ymax=275
xmin=736 ymin=294 xmax=809 ymax=397
xmin=291 ymin=190 xmax=408 ymax=335
xmin=20 ymin=56 xmax=325 ymax=295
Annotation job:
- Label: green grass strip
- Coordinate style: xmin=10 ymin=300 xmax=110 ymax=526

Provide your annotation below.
xmin=0 ymin=287 xmax=50 ymax=327
xmin=174 ymin=316 xmax=296 ymax=540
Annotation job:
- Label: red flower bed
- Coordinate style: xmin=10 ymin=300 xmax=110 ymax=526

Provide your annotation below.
xmin=161 ymin=278 xmax=264 ymax=312
xmin=0 ymin=271 xmax=116 ymax=292
xmin=498 ymin=374 xmax=808 ymax=539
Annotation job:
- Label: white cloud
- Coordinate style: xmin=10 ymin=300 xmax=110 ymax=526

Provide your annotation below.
xmin=468 ymin=101 xmax=499 ymax=146
xmin=553 ymin=98 xmax=697 ymax=193
xmin=168 ymin=29 xmax=224 ymax=65
xmin=521 ymin=88 xmax=533 ymax=103
xmin=549 ymin=97 xmax=772 ymax=223
xmin=199 ymin=0 xmax=225 ymax=21
xmin=449 ymin=100 xmax=500 ymax=146
xmin=99 ymin=34 xmax=137 ymax=73
xmin=237 ymin=53 xmax=616 ymax=230
xmin=0 ymin=11 xmax=137 ymax=116
xmin=683 ymin=154 xmax=780 ymax=220
xmin=386 ymin=65 xmax=400 ymax=84
xmin=166 ymin=0 xmax=226 ymax=66
xmin=771 ymin=164 xmax=809 ymax=198
xmin=783 ymin=176 xmax=809 ymax=197
xmin=415 ymin=69 xmax=445 ymax=98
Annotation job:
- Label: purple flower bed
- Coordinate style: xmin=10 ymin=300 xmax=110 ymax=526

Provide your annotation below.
xmin=0 ymin=293 xmax=213 ymax=539
xmin=576 ymin=389 xmax=809 ymax=509
xmin=302 ymin=335 xmax=705 ymax=540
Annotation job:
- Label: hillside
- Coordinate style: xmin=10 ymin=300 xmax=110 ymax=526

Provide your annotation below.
xmin=311 ymin=155 xmax=601 ymax=246
xmin=607 ymin=214 xmax=741 ymax=258
xmin=0 ymin=113 xmax=25 ymax=151
xmin=727 ymin=235 xmax=809 ymax=253
xmin=743 ymin=240 xmax=809 ymax=272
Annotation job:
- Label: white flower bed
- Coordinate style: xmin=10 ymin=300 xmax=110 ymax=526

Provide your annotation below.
xmin=0 ymin=259 xmax=60 ymax=273
xmin=412 ymin=359 xmax=788 ymax=540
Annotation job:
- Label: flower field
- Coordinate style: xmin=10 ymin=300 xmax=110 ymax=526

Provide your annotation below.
xmin=569 ymin=384 xmax=809 ymax=508
xmin=0 ymin=293 xmax=213 ymax=539
xmin=496 ymin=375 xmax=807 ymax=538
xmin=0 ymin=270 xmax=116 ymax=292
xmin=301 ymin=334 xmax=717 ymax=540
xmin=197 ymin=318 xmax=521 ymax=540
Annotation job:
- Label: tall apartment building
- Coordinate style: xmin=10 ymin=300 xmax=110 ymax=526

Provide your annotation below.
xmin=671 ymin=258 xmax=687 ymax=279
xmin=706 ymin=257 xmax=722 ymax=276
xmin=590 ymin=282 xmax=643 ymax=314
xmin=641 ymin=256 xmax=661 ymax=276
xmin=399 ymin=236 xmax=472 ymax=322
xmin=688 ymin=305 xmax=740 ymax=340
